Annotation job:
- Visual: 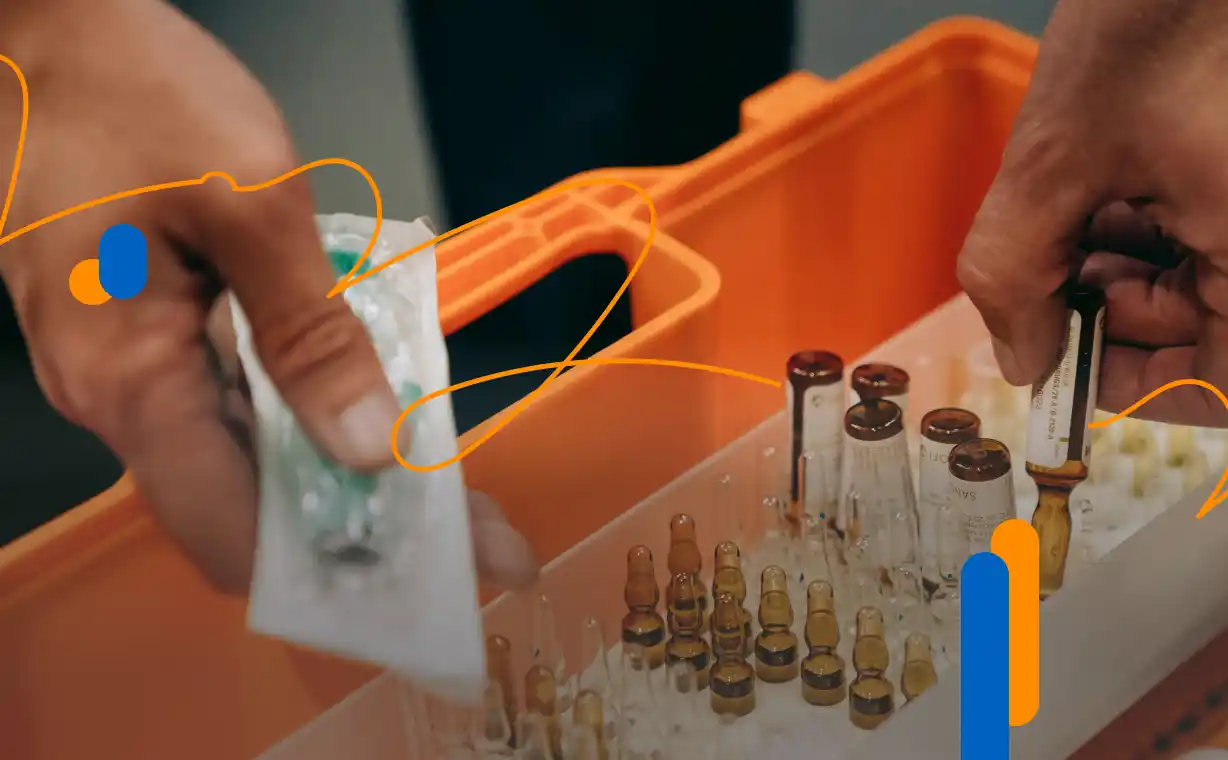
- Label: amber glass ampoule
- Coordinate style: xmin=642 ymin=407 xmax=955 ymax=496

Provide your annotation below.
xmin=801 ymin=580 xmax=846 ymax=706
xmin=918 ymin=408 xmax=981 ymax=593
xmin=486 ymin=634 xmax=518 ymax=746
xmin=852 ymin=363 xmax=911 ymax=412
xmin=710 ymin=591 xmax=756 ymax=717
xmin=622 ymin=545 xmax=667 ymax=669
xmin=711 ymin=541 xmax=752 ymax=657
xmin=571 ymin=690 xmax=609 ymax=760
xmin=667 ymin=513 xmax=709 ymax=629
xmin=1025 ymin=287 xmax=1106 ymax=598
xmin=901 ymin=632 xmax=938 ymax=703
xmin=666 ymin=572 xmax=711 ymax=690
xmin=754 ymin=565 xmax=800 ymax=683
xmin=787 ymin=351 xmax=846 ymax=528
xmin=849 ymin=606 xmax=895 ymax=730
xmin=948 ymin=438 xmax=1017 ymax=558
xmin=524 ymin=665 xmax=563 ymax=758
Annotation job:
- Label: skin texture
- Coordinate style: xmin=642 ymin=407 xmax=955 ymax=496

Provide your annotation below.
xmin=0 ymin=0 xmax=537 ymax=593
xmin=957 ymin=0 xmax=1228 ymax=427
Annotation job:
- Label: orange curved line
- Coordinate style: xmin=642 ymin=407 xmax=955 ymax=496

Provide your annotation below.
xmin=0 ymin=54 xmax=775 ymax=474
xmin=1088 ymin=378 xmax=1228 ymax=518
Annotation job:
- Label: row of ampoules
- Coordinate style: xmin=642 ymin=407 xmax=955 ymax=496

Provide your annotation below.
xmin=776 ymin=351 xmax=1018 ymax=604
xmin=620 ymin=536 xmax=939 ymax=726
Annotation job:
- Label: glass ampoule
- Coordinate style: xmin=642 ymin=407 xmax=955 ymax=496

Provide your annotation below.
xmin=622 ymin=545 xmax=668 ymax=670
xmin=842 ymin=400 xmax=917 ymax=615
xmin=755 ymin=446 xmax=791 ymax=572
xmin=617 ymin=644 xmax=662 ymax=760
xmin=487 ymin=634 xmax=519 ymax=747
xmin=917 ymin=408 xmax=981 ymax=594
xmin=841 ymin=490 xmax=882 ymax=633
xmin=786 ymin=350 xmax=846 ymax=530
xmin=561 ymin=724 xmax=600 ymax=760
xmin=1166 ymin=425 xmax=1197 ymax=468
xmin=664 ymin=660 xmax=701 ymax=738
xmin=849 ymin=606 xmax=895 ymax=730
xmin=1025 ymin=287 xmax=1106 ymax=599
xmin=524 ymin=665 xmax=563 ymax=759
xmin=948 ymin=438 xmax=1017 ymax=558
xmin=665 ymin=572 xmax=712 ymax=690
xmin=901 ymin=632 xmax=938 ymax=704
xmin=668 ymin=513 xmax=710 ymax=631
xmin=426 ymin=695 xmax=477 ymax=760
xmin=578 ymin=616 xmax=616 ymax=738
xmin=532 ymin=593 xmax=572 ymax=712
xmin=473 ymin=679 xmax=515 ymax=756
xmin=570 ymin=690 xmax=609 ymax=760
xmin=754 ymin=565 xmax=800 ymax=683
xmin=801 ymin=580 xmax=846 ymax=707
xmin=711 ymin=541 xmax=753 ymax=658
xmin=710 ymin=591 xmax=757 ymax=717
xmin=851 ymin=363 xmax=911 ymax=413
xmin=514 ymin=713 xmax=556 ymax=760
xmin=714 ymin=473 xmax=745 ymax=564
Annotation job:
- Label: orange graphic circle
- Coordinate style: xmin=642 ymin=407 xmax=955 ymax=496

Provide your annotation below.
xmin=68 ymin=259 xmax=111 ymax=305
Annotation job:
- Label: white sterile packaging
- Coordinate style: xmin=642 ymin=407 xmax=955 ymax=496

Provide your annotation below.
xmin=231 ymin=213 xmax=484 ymax=704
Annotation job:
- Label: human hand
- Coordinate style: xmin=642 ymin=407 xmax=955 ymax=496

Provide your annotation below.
xmin=0 ymin=0 xmax=537 ymax=593
xmin=956 ymin=0 xmax=1228 ymax=426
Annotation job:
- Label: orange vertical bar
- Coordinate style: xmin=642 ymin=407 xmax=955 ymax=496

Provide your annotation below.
xmin=991 ymin=518 xmax=1040 ymax=726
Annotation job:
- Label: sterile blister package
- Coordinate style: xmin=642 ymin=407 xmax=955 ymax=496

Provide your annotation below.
xmin=231 ymin=213 xmax=485 ymax=704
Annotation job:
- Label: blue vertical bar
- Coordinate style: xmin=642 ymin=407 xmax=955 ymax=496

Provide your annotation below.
xmin=961 ymin=551 xmax=1010 ymax=760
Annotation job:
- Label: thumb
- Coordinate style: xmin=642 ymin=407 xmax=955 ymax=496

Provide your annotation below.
xmin=955 ymin=144 xmax=1101 ymax=386
xmin=191 ymin=169 xmax=403 ymax=471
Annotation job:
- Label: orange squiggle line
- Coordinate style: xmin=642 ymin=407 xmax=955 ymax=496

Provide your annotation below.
xmin=0 ymin=54 xmax=780 ymax=475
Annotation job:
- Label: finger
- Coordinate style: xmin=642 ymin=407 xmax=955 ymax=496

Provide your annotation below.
xmin=956 ymin=139 xmax=1102 ymax=386
xmin=1080 ymin=252 xmax=1201 ymax=347
xmin=181 ymin=157 xmax=403 ymax=473
xmin=1081 ymin=202 xmax=1185 ymax=268
xmin=467 ymin=490 xmax=539 ymax=590
xmin=1096 ymin=344 xmax=1228 ymax=427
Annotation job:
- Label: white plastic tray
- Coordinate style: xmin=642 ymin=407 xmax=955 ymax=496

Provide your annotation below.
xmin=258 ymin=295 xmax=1228 ymax=760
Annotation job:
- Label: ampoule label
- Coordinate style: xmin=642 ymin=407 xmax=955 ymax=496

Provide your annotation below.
xmin=1027 ymin=306 xmax=1105 ymax=468
xmin=918 ymin=438 xmax=958 ymax=576
xmin=787 ymin=381 xmax=845 ymax=516
xmin=951 ymin=474 xmax=1017 ymax=556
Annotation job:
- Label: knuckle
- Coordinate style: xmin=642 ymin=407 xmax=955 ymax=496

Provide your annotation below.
xmin=253 ymin=302 xmax=374 ymax=392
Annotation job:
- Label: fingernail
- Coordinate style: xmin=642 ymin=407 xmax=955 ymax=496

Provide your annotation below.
xmin=991 ymin=337 xmax=1027 ymax=386
xmin=324 ymin=389 xmax=405 ymax=470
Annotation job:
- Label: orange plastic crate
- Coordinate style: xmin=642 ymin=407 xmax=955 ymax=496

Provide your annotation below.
xmin=17 ymin=15 xmax=1194 ymax=760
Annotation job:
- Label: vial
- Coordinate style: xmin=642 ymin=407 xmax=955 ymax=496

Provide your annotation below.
xmin=486 ymin=634 xmax=518 ymax=746
xmin=668 ymin=513 xmax=710 ymax=631
xmin=917 ymin=408 xmax=982 ymax=593
xmin=570 ymin=690 xmax=609 ymax=760
xmin=851 ymin=363 xmax=911 ymax=413
xmin=948 ymin=438 xmax=1017 ymax=557
xmin=711 ymin=542 xmax=753 ymax=657
xmin=901 ymin=632 xmax=938 ymax=703
xmin=786 ymin=351 xmax=846 ymax=529
xmin=849 ymin=606 xmax=896 ymax=730
xmin=841 ymin=399 xmax=917 ymax=591
xmin=666 ymin=572 xmax=712 ymax=691
xmin=1025 ymin=288 xmax=1106 ymax=598
xmin=801 ymin=580 xmax=847 ymax=707
xmin=710 ymin=591 xmax=757 ymax=717
xmin=622 ymin=546 xmax=668 ymax=669
xmin=754 ymin=565 xmax=800 ymax=683
xmin=524 ymin=665 xmax=563 ymax=759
